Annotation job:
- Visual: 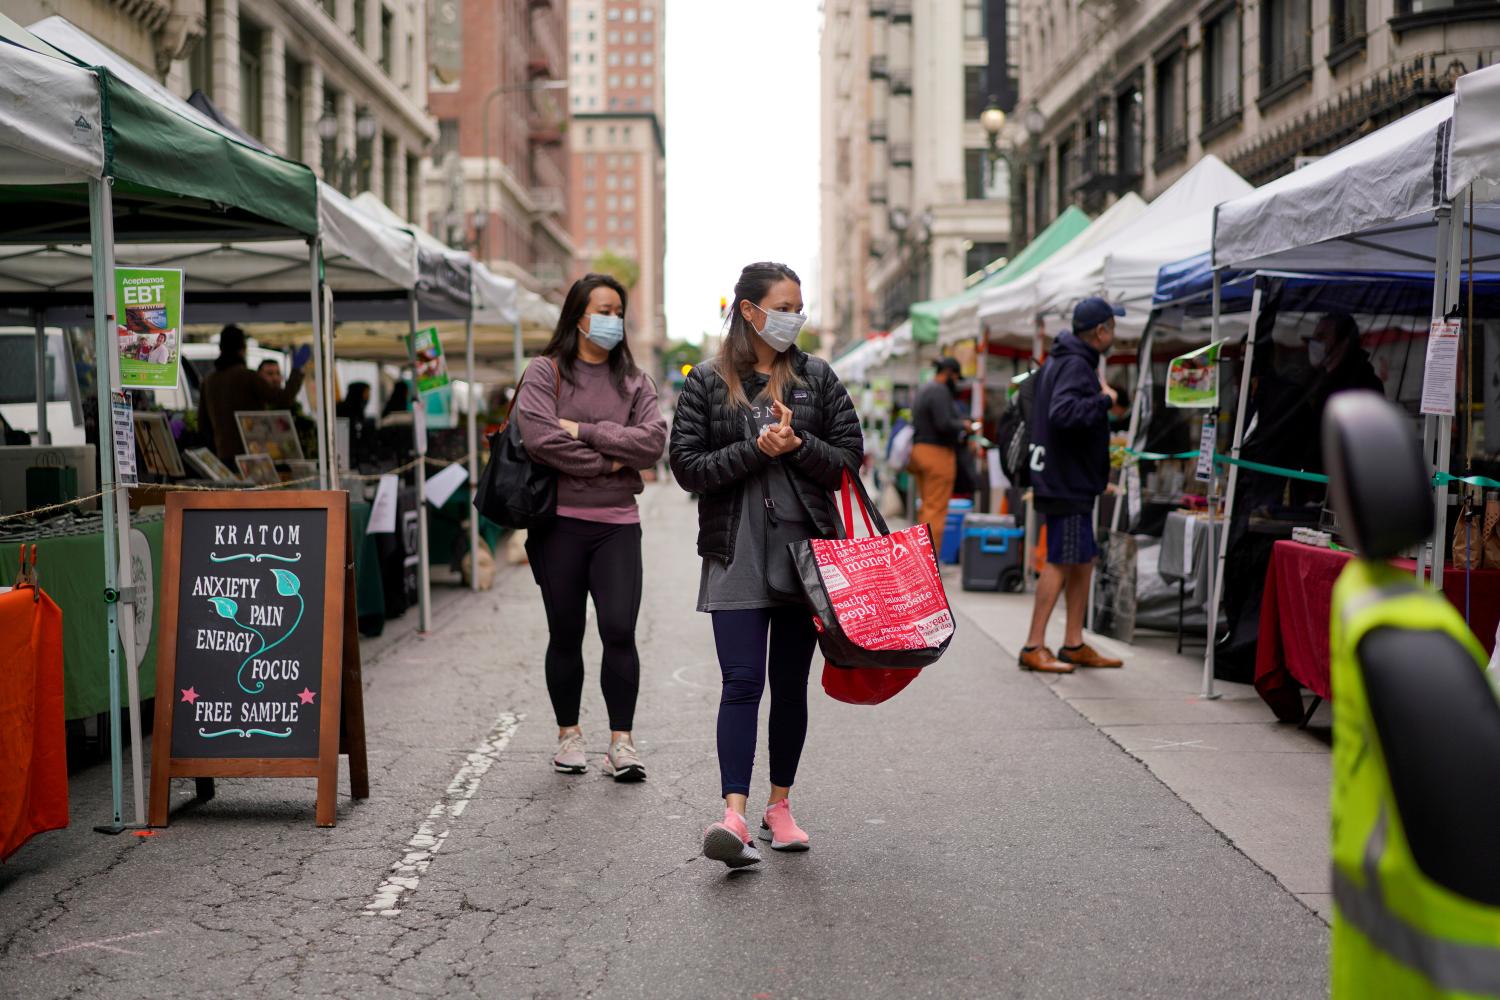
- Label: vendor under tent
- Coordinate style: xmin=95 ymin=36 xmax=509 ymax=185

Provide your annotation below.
xmin=0 ymin=18 xmax=323 ymax=833
xmin=978 ymin=193 xmax=1147 ymax=351
xmin=1208 ymin=66 xmax=1500 ymax=692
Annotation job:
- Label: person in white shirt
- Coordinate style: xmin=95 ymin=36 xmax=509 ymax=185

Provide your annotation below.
xmin=147 ymin=332 xmax=170 ymax=365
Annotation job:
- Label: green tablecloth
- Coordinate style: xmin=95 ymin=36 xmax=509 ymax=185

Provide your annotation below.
xmin=349 ymin=501 xmax=386 ymax=625
xmin=428 ymin=487 xmax=504 ymax=567
xmin=26 ymin=520 xmax=163 ymax=720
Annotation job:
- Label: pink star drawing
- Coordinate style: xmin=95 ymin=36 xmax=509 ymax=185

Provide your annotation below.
xmin=180 ymin=687 xmax=198 ymax=705
xmin=298 ymin=688 xmax=317 ymax=705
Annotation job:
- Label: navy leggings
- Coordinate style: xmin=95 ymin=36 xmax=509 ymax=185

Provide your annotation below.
xmin=711 ymin=607 xmax=819 ymax=797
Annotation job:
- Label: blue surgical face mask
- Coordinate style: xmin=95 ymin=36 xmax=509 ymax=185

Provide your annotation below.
xmin=584 ymin=313 xmax=625 ymax=351
xmin=749 ymin=302 xmax=806 ymax=353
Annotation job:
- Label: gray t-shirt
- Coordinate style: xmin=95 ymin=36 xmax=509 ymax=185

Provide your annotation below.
xmin=696 ymin=384 xmax=807 ymax=613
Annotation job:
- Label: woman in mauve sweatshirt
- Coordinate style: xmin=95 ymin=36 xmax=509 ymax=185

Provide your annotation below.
xmin=514 ymin=273 xmax=668 ymax=782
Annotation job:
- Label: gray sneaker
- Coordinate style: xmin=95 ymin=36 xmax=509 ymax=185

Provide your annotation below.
xmin=604 ymin=739 xmax=646 ymax=782
xmin=553 ymin=731 xmax=587 ymax=774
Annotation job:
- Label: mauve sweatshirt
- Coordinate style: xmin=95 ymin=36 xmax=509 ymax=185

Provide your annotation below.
xmin=513 ymin=356 xmax=668 ymax=520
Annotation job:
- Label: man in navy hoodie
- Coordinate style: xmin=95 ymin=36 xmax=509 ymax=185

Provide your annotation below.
xmin=1018 ymin=297 xmax=1126 ymax=673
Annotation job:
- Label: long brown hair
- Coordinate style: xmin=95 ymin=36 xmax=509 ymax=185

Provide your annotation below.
xmin=717 ymin=261 xmax=803 ymax=410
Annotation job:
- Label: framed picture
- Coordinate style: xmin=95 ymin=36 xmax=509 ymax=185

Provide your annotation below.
xmin=133 ymin=411 xmax=185 ymax=478
xmin=234 ymin=453 xmax=280 ymax=486
xmin=234 ymin=409 xmax=304 ymax=462
xmin=184 ymin=447 xmax=235 ymax=483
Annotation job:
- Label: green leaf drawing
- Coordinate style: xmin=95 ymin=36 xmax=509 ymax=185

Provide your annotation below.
xmin=271 ymin=569 xmax=301 ymax=597
xmin=209 ymin=597 xmax=238 ymax=619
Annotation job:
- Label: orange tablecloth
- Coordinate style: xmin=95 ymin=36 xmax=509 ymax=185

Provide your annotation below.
xmin=0 ymin=585 xmax=68 ymax=860
xmin=1254 ymin=541 xmax=1500 ymax=722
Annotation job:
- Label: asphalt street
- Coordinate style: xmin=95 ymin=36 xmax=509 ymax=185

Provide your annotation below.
xmin=0 ymin=485 xmax=1328 ymax=999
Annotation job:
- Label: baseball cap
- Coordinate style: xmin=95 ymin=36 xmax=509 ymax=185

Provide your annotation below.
xmin=1072 ymin=296 xmax=1125 ymax=334
xmin=933 ymin=357 xmax=962 ymax=375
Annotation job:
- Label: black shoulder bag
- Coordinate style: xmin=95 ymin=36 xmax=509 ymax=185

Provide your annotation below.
xmin=473 ymin=361 xmax=562 ymax=531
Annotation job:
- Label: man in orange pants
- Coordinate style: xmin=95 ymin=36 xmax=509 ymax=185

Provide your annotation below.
xmin=908 ymin=357 xmax=975 ymax=555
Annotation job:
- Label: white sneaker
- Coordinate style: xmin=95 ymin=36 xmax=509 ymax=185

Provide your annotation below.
xmin=553 ymin=731 xmax=587 ymax=774
xmin=604 ymin=740 xmax=646 ymax=782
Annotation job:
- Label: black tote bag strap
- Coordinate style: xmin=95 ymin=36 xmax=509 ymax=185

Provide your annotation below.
xmin=500 ymin=357 xmax=563 ymax=431
xmin=837 ymin=470 xmax=891 ymax=538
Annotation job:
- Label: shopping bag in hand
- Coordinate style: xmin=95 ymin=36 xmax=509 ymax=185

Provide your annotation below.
xmin=789 ymin=472 xmax=955 ymax=704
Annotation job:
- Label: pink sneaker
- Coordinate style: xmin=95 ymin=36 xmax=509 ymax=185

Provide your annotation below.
xmin=702 ymin=808 xmax=762 ymax=869
xmin=758 ymin=800 xmax=810 ymax=852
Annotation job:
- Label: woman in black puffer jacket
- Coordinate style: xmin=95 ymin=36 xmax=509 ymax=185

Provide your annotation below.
xmin=669 ymin=262 xmax=863 ymax=870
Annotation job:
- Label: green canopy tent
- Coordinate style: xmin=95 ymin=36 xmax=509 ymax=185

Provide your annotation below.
xmin=0 ymin=18 xmax=320 ymax=832
xmin=908 ymin=206 xmax=1092 ymax=346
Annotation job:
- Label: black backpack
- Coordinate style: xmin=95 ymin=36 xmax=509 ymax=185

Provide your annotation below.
xmin=473 ymin=362 xmax=560 ymax=530
xmin=996 ymin=368 xmax=1038 ymax=488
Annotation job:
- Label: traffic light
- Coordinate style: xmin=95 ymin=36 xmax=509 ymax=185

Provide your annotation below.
xmin=719 ymin=296 xmax=728 ymax=320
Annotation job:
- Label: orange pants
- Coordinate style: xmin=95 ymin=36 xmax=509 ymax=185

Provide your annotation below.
xmin=908 ymin=443 xmax=957 ymax=553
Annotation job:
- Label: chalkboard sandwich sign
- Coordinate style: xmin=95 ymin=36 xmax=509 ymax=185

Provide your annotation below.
xmin=149 ymin=491 xmax=368 ymax=827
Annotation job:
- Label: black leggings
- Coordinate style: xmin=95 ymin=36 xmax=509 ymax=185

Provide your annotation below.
xmin=711 ymin=607 xmax=819 ymax=797
xmin=526 ymin=517 xmax=643 ymax=731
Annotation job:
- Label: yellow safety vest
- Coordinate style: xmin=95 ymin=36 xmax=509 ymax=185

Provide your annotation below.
xmin=1331 ymin=559 xmax=1499 ymax=999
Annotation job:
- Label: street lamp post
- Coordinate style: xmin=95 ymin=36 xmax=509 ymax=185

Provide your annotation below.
xmin=317 ymin=107 xmax=379 ymax=196
xmin=479 ymin=78 xmax=568 ymax=265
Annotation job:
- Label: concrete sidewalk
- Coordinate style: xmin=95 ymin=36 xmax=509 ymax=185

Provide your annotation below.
xmin=946 ymin=570 xmax=1334 ymax=921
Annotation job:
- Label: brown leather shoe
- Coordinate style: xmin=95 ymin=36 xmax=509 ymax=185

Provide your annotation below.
xmin=1058 ymin=643 xmax=1124 ymax=669
xmin=1018 ymin=646 xmax=1075 ymax=673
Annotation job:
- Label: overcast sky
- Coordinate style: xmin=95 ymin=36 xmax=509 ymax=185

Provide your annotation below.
xmin=662 ymin=0 xmax=822 ymax=345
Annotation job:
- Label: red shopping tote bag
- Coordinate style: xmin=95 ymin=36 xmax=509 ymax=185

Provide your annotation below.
xmin=789 ymin=472 xmax=956 ymax=704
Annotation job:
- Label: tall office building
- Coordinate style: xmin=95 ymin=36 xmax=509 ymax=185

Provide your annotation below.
xmin=567 ymin=0 xmax=667 ymax=366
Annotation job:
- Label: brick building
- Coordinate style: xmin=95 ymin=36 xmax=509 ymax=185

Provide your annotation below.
xmin=567 ymin=0 xmax=667 ymax=365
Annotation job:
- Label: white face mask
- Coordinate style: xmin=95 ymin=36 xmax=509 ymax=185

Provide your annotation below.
xmin=749 ymin=301 xmax=806 ymax=353
xmin=1307 ymin=340 xmax=1328 ymax=368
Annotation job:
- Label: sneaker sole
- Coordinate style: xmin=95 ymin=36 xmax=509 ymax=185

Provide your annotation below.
xmin=757 ymin=827 xmax=810 ymax=852
xmin=703 ymin=825 xmax=761 ymax=869
xmin=1018 ymin=662 xmax=1075 ymax=674
xmin=553 ymin=762 xmax=587 ymax=774
xmin=606 ymin=762 xmax=646 ymax=782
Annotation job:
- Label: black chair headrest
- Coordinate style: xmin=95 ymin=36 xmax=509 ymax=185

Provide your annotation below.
xmin=1322 ymin=391 xmax=1432 ymax=560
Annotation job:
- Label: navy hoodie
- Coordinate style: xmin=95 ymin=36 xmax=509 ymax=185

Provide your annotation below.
xmin=1030 ymin=332 xmax=1111 ymax=511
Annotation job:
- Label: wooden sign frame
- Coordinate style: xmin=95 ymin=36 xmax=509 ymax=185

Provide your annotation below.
xmin=149 ymin=490 xmax=368 ymax=827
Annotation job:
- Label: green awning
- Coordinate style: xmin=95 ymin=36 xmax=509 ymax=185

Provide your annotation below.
xmin=909 ymin=206 xmax=1092 ymax=344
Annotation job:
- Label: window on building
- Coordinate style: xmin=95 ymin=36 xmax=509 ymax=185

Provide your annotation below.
xmin=622 ymin=214 xmax=634 ymax=230
xmin=608 ymin=52 xmax=620 ymax=66
xmin=607 ymin=8 xmax=619 ymax=19
xmin=1153 ymin=43 xmax=1187 ymax=163
xmin=589 ymin=53 xmax=596 ymax=63
xmin=966 ymin=241 xmax=1007 ymax=277
xmin=586 ymin=217 xmax=597 ymax=230
xmin=353 ymin=0 xmax=367 ymax=48
xmin=642 ymin=52 xmax=654 ymax=66
xmin=585 ymin=126 xmax=595 ymax=142
xmin=1116 ymin=82 xmax=1143 ymax=178
xmin=623 ymin=126 xmax=633 ymax=140
xmin=584 ymin=174 xmax=596 ymax=189
xmin=624 ymin=8 xmax=637 ymax=21
xmin=607 ymin=216 xmax=618 ymax=231
xmin=964 ymin=149 xmax=987 ymax=200
xmin=642 ymin=30 xmax=653 ymax=42
xmin=574 ymin=52 xmax=581 ymax=64
xmin=380 ymin=6 xmax=393 ymax=73
xmin=963 ymin=66 xmax=986 ymax=120
xmin=642 ymin=74 xmax=653 ymax=87
xmin=610 ymin=97 xmax=620 ymax=109
xmin=433 ymin=118 xmax=458 ymax=164
xmin=588 ymin=8 xmax=596 ymax=19
xmin=188 ymin=32 xmax=212 ymax=96
xmin=584 ymin=154 xmax=596 ymax=168
xmin=1202 ymin=6 xmax=1242 ymax=132
xmin=607 ymin=194 xmax=619 ymax=210
xmin=963 ymin=0 xmax=986 ymax=37
xmin=382 ymin=134 xmax=397 ymax=207
xmin=609 ymin=30 xmax=620 ymax=43
xmin=239 ymin=20 xmax=264 ymax=139
xmin=622 ymin=194 xmax=635 ymax=210
xmin=585 ymin=195 xmax=597 ymax=210
xmin=1055 ymin=137 xmax=1072 ymax=211
xmin=356 ymin=108 xmax=373 ymax=191
xmin=284 ymin=53 xmax=305 ymax=161
xmin=625 ymin=52 xmax=636 ymax=66
xmin=321 ymin=88 xmax=340 ymax=178
xmin=1034 ymin=155 xmax=1050 ymax=228
xmin=609 ymin=74 xmax=620 ymax=86
xmin=641 ymin=96 xmax=652 ymax=109
xmin=642 ymin=6 xmax=654 ymax=20
xmin=1330 ymin=0 xmax=1366 ymax=52
xmin=623 ymin=173 xmax=635 ymax=189
xmin=1261 ymin=0 xmax=1311 ymax=97
xmin=625 ymin=31 xmax=636 ymax=43
xmin=406 ymin=152 xmax=419 ymax=223
xmin=625 ymin=74 xmax=636 ymax=87
xmin=606 ymin=174 xmax=618 ymax=189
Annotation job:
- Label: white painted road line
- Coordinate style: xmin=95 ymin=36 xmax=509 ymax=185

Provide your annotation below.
xmin=364 ymin=711 xmax=523 ymax=917
xmin=33 ymin=930 xmax=164 ymax=958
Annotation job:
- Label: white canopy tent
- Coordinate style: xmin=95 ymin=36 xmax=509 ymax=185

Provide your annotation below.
xmin=1030 ymin=157 xmax=1251 ymax=342
xmin=978 ymin=193 xmax=1147 ymax=349
xmin=1206 ymin=70 xmax=1500 ymax=693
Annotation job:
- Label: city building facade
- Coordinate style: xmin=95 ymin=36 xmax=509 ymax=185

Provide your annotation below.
xmin=425 ymin=0 xmax=575 ymax=300
xmin=14 ymin=0 xmax=437 ymax=223
xmin=1013 ymin=0 xmax=1500 ymax=244
xmin=820 ymin=0 xmax=1018 ymax=351
xmin=566 ymin=0 xmax=667 ymax=363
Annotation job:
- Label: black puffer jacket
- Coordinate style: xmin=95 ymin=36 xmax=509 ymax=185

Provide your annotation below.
xmin=670 ymin=349 xmax=864 ymax=560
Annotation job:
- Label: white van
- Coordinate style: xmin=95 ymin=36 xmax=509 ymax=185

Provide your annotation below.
xmin=0 ymin=327 xmax=85 ymax=444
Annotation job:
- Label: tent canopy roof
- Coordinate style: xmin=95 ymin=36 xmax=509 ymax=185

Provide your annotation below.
xmin=1450 ymin=63 xmax=1500 ymax=206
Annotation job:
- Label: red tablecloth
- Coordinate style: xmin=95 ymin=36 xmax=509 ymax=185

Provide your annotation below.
xmin=1254 ymin=541 xmax=1500 ymax=722
xmin=0 ymin=585 xmax=68 ymax=860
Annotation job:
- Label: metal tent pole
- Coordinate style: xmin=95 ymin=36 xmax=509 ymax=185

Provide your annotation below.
xmin=410 ymin=291 xmax=432 ymax=632
xmin=1110 ymin=326 xmax=1152 ymax=536
xmin=1200 ymin=269 xmax=1225 ymax=701
xmin=33 ymin=309 xmax=49 ymax=444
xmin=1205 ymin=278 xmax=1261 ymax=699
xmin=465 ymin=298 xmax=480 ymax=592
xmin=307 ymin=239 xmax=330 ymax=489
xmin=1429 ymin=194 xmax=1463 ymax=587
xmin=87 ymin=177 xmax=132 ymax=832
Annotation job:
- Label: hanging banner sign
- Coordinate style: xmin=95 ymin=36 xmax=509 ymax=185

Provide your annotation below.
xmin=1165 ymin=341 xmax=1222 ymax=409
xmin=1420 ymin=319 xmax=1461 ymax=417
xmin=408 ymin=327 xmax=451 ymax=395
xmin=1195 ymin=412 xmax=1218 ymax=483
xmin=116 ymin=267 xmax=184 ymax=391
